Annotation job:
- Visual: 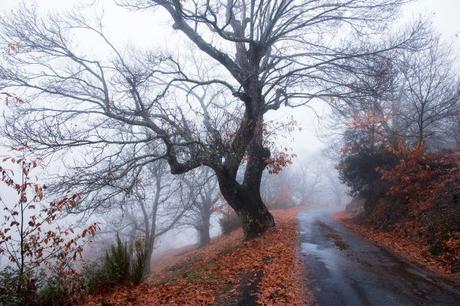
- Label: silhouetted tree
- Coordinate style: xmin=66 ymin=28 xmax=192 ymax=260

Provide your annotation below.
xmin=0 ymin=1 xmax=423 ymax=237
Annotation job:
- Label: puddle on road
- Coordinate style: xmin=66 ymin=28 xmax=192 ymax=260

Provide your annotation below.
xmin=318 ymin=222 xmax=350 ymax=251
xmin=301 ymin=242 xmax=319 ymax=253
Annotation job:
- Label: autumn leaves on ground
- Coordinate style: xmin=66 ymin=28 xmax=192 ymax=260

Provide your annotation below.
xmin=83 ymin=208 xmax=312 ymax=306
xmin=337 ymin=148 xmax=460 ymax=283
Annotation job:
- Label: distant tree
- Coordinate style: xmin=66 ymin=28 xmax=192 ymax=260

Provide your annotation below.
xmin=326 ymin=50 xmax=404 ymax=154
xmin=103 ymin=161 xmax=188 ymax=276
xmin=445 ymin=114 xmax=460 ymax=149
xmin=0 ymin=1 xmax=424 ymax=238
xmin=330 ymin=36 xmax=460 ymax=151
xmin=182 ymin=167 xmax=222 ymax=247
xmin=322 ymin=161 xmax=349 ymax=208
xmin=263 ymin=153 xmax=348 ymax=208
xmin=261 ymin=169 xmax=295 ymax=208
xmin=397 ymin=38 xmax=460 ymax=147
xmin=290 ymin=159 xmax=323 ymax=206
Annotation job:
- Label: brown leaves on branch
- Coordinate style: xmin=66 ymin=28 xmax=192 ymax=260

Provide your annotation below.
xmin=0 ymin=91 xmax=24 ymax=106
xmin=0 ymin=150 xmax=98 ymax=274
xmin=266 ymin=150 xmax=296 ymax=175
xmin=263 ymin=117 xmax=298 ymax=174
xmin=378 ymin=141 xmax=459 ymax=214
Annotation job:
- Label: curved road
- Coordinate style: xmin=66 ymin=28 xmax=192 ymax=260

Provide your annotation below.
xmin=298 ymin=209 xmax=460 ymax=306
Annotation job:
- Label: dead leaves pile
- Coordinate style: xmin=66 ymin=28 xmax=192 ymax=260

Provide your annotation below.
xmin=83 ymin=207 xmax=312 ymax=306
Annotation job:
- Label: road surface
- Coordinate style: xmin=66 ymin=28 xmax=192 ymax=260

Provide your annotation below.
xmin=298 ymin=209 xmax=460 ymax=306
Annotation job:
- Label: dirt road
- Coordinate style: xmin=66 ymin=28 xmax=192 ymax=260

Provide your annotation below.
xmin=298 ymin=209 xmax=460 ymax=306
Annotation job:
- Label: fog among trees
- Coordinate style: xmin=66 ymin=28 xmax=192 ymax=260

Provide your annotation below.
xmin=0 ymin=1 xmax=459 ymax=305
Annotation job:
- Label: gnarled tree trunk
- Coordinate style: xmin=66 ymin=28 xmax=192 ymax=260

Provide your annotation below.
xmin=218 ymin=176 xmax=275 ymax=239
xmin=217 ymin=131 xmax=275 ymax=239
xmin=236 ymin=186 xmax=275 ymax=239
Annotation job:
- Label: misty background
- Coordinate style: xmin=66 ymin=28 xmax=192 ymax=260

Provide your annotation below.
xmin=0 ymin=0 xmax=459 ymax=267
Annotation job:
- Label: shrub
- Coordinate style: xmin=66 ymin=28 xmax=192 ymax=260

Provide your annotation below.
xmin=36 ymin=272 xmax=83 ymax=306
xmin=82 ymin=235 xmax=148 ymax=294
xmin=0 ymin=268 xmax=34 ymax=306
xmin=81 ymin=261 xmax=108 ymax=295
xmin=219 ymin=213 xmax=242 ymax=235
xmin=130 ymin=240 xmax=148 ymax=285
xmin=338 ymin=146 xmax=397 ymax=199
xmin=103 ymin=235 xmax=131 ymax=285
xmin=0 ymin=267 xmax=83 ymax=306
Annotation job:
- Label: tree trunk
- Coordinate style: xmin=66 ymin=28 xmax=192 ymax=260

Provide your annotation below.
xmin=143 ymin=173 xmax=161 ymax=276
xmin=143 ymin=238 xmax=154 ymax=276
xmin=238 ymin=120 xmax=276 ymax=238
xmin=198 ymin=205 xmax=211 ymax=247
xmin=198 ymin=225 xmax=210 ymax=247
xmin=217 ymin=173 xmax=275 ymax=239
xmin=216 ymin=103 xmax=276 ymax=238
xmin=236 ymin=186 xmax=275 ymax=239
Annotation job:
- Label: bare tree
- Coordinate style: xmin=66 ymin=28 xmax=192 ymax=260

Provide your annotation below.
xmin=397 ymin=38 xmax=460 ymax=147
xmin=97 ymin=161 xmax=187 ymax=276
xmin=0 ymin=1 xmax=423 ymax=238
xmin=182 ymin=167 xmax=222 ymax=247
xmin=290 ymin=160 xmax=323 ymax=206
xmin=327 ymin=36 xmax=460 ymax=151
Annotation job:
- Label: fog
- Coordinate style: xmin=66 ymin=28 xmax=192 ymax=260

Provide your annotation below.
xmin=0 ymin=0 xmax=459 ymax=282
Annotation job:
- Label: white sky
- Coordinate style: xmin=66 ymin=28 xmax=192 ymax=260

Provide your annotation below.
xmin=0 ymin=0 xmax=459 ymax=253
xmin=0 ymin=0 xmax=459 ymax=156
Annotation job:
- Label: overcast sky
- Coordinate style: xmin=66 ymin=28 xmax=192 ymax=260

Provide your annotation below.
xmin=1 ymin=0 xmax=459 ymax=156
xmin=0 ymin=0 xmax=459 ymax=253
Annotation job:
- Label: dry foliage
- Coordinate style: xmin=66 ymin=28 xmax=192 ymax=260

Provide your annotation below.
xmin=0 ymin=150 xmax=97 ymax=269
xmin=0 ymin=148 xmax=98 ymax=305
xmin=378 ymin=142 xmax=458 ymax=214
xmin=340 ymin=138 xmax=460 ymax=274
xmin=82 ymin=208 xmax=312 ymax=306
xmin=378 ymin=144 xmax=460 ymax=266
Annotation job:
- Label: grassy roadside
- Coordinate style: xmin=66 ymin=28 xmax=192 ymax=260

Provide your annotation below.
xmin=83 ymin=207 xmax=312 ymax=306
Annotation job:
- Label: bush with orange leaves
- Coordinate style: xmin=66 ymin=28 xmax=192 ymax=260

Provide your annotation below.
xmin=377 ymin=143 xmax=460 ymax=263
xmin=343 ymin=140 xmax=460 ymax=272
xmin=0 ymin=149 xmax=98 ymax=306
xmin=379 ymin=142 xmax=459 ymax=213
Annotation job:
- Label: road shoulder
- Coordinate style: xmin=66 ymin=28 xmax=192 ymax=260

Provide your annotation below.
xmin=333 ymin=211 xmax=460 ymax=287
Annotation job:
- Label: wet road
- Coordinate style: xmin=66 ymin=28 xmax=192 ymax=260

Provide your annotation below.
xmin=298 ymin=209 xmax=460 ymax=306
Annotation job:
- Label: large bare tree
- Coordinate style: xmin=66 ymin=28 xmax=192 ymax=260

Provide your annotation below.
xmin=0 ymin=1 xmax=423 ymax=238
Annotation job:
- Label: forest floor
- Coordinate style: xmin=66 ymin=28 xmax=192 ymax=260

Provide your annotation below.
xmin=82 ymin=207 xmax=313 ymax=306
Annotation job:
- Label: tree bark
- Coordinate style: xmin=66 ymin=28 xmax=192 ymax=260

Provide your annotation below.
xmin=198 ymin=225 xmax=210 ymax=247
xmin=217 ymin=170 xmax=275 ymax=239
xmin=197 ymin=201 xmax=212 ymax=247
xmin=143 ymin=238 xmax=154 ymax=276
xmin=216 ymin=87 xmax=276 ymax=239
xmin=235 ymin=186 xmax=275 ymax=239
